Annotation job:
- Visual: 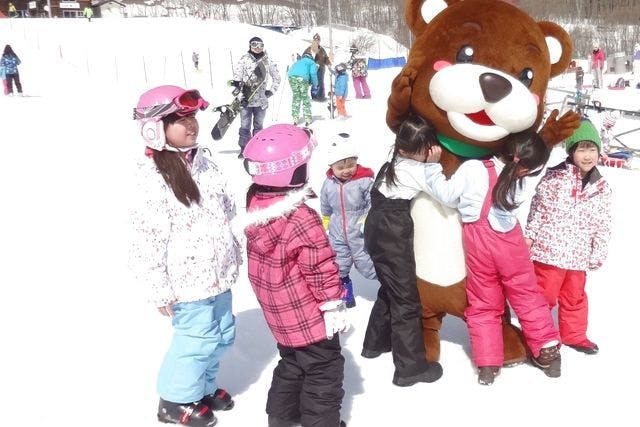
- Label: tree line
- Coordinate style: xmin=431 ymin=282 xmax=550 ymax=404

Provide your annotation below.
xmin=136 ymin=0 xmax=640 ymax=57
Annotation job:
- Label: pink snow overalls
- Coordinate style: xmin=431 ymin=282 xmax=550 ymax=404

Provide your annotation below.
xmin=462 ymin=161 xmax=559 ymax=367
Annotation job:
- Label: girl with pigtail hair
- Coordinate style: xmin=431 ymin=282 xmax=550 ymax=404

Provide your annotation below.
xmin=423 ymin=130 xmax=562 ymax=386
xmin=361 ymin=114 xmax=444 ymax=387
xmin=492 ymin=131 xmax=550 ymax=212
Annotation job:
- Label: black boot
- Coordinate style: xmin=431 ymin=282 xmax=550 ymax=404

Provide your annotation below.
xmin=268 ymin=415 xmax=300 ymax=427
xmin=392 ymin=361 xmax=443 ymax=387
xmin=201 ymin=388 xmax=234 ymax=411
xmin=157 ymin=398 xmax=217 ymax=426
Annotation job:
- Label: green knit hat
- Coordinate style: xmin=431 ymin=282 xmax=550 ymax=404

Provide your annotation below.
xmin=564 ymin=118 xmax=601 ymax=153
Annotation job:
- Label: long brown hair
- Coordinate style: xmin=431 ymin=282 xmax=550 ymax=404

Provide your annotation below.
xmin=385 ymin=114 xmax=437 ymax=187
xmin=492 ymin=131 xmax=549 ymax=211
xmin=151 ymin=115 xmax=201 ymax=207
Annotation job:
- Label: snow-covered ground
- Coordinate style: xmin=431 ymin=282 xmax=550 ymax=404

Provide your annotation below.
xmin=1 ymin=17 xmax=639 ymax=427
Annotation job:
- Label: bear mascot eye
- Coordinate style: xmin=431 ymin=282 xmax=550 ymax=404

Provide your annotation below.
xmin=455 ymin=45 xmax=474 ymax=63
xmin=519 ymin=68 xmax=534 ymax=87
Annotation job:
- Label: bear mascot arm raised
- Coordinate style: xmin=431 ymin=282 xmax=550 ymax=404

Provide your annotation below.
xmin=386 ymin=0 xmax=580 ymax=367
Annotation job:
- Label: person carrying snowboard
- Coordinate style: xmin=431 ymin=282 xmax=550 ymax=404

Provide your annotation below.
xmin=230 ymin=37 xmax=281 ymax=158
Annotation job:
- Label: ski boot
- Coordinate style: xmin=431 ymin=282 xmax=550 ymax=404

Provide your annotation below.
xmin=341 ymin=276 xmax=355 ymax=308
xmin=157 ymin=398 xmax=217 ymax=426
xmin=201 ymin=388 xmax=234 ymax=411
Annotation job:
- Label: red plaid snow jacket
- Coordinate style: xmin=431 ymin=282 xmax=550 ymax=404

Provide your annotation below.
xmin=242 ymin=186 xmax=345 ymax=347
xmin=525 ymin=161 xmax=612 ymax=271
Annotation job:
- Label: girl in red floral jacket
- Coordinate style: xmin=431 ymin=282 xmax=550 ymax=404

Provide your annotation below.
xmin=235 ymin=124 xmax=348 ymax=427
xmin=525 ymin=118 xmax=612 ymax=356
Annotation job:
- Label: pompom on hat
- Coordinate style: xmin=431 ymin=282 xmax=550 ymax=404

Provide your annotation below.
xmin=327 ymin=132 xmax=358 ymax=165
xmin=564 ymin=117 xmax=601 ymax=153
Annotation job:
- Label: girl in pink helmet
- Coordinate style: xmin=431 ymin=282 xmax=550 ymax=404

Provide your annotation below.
xmin=233 ymin=124 xmax=348 ymax=427
xmin=130 ymin=85 xmax=240 ymax=427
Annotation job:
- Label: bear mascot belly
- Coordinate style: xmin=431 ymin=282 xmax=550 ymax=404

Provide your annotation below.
xmin=389 ymin=0 xmax=581 ymax=367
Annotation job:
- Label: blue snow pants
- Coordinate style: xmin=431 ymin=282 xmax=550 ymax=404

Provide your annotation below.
xmin=156 ymin=290 xmax=235 ymax=403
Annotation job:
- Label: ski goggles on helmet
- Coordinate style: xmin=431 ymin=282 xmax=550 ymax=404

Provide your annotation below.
xmin=133 ymin=90 xmax=209 ymax=120
xmin=250 ymin=41 xmax=264 ymax=49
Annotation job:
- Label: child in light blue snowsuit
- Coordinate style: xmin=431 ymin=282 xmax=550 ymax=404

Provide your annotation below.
xmin=320 ymin=133 xmax=377 ymax=308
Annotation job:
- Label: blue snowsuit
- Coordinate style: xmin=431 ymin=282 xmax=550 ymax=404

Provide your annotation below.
xmin=320 ymin=165 xmax=377 ymax=280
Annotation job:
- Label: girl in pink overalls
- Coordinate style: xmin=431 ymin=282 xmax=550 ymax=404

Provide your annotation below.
xmin=424 ymin=131 xmax=561 ymax=385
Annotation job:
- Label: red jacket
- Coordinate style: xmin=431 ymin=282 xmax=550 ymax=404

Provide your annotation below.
xmin=591 ymin=48 xmax=605 ymax=70
xmin=240 ymin=185 xmax=345 ymax=347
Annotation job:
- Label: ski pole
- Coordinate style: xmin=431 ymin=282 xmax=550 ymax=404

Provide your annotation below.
xmin=273 ymin=65 xmax=289 ymax=122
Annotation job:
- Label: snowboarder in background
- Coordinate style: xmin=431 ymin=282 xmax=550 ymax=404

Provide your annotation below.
xmin=304 ymin=33 xmax=332 ymax=102
xmin=348 ymin=43 xmax=371 ymax=99
xmin=287 ymin=52 xmax=318 ymax=126
xmin=230 ymin=37 xmax=281 ymax=158
xmin=591 ymin=43 xmax=605 ymax=89
xmin=192 ymin=51 xmax=199 ymax=71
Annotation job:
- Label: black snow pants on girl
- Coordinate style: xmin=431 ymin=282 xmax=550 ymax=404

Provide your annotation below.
xmin=362 ymin=170 xmax=432 ymax=382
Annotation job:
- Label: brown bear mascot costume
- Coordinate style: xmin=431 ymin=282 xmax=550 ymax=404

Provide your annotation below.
xmin=387 ymin=0 xmax=580 ymax=367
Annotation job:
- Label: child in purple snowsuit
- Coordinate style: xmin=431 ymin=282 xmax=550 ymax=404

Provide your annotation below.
xmin=321 ymin=133 xmax=377 ymax=308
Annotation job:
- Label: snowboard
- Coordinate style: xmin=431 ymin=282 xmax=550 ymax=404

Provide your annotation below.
xmin=211 ymin=58 xmax=268 ymax=141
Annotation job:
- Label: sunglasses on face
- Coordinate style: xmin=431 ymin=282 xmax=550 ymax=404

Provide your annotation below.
xmin=133 ymin=90 xmax=209 ymax=120
xmin=250 ymin=41 xmax=264 ymax=49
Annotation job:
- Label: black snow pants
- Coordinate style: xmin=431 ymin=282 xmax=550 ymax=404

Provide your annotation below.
xmin=362 ymin=168 xmax=430 ymax=379
xmin=266 ymin=335 xmax=344 ymax=427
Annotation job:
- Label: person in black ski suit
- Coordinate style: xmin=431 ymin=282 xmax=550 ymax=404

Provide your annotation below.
xmin=362 ymin=115 xmax=443 ymax=387
xmin=230 ymin=37 xmax=281 ymax=157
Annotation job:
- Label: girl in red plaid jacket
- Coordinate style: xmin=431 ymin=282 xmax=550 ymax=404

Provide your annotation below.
xmin=235 ymin=124 xmax=349 ymax=427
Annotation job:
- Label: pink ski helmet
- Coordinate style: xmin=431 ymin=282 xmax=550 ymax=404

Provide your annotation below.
xmin=133 ymin=85 xmax=209 ymax=150
xmin=243 ymin=124 xmax=317 ymax=187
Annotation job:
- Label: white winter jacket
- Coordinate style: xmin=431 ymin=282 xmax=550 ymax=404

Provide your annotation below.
xmin=233 ymin=51 xmax=281 ymax=109
xmin=130 ymin=148 xmax=242 ymax=307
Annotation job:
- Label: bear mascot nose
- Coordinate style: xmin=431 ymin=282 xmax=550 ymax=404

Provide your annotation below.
xmin=479 ymin=72 xmax=513 ymax=103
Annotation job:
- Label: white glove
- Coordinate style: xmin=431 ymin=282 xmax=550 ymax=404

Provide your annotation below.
xmin=320 ymin=300 xmax=350 ymax=339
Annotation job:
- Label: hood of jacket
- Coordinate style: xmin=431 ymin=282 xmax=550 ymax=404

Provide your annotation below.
xmin=325 ymin=164 xmax=374 ymax=180
xmin=232 ymin=185 xmax=316 ymax=254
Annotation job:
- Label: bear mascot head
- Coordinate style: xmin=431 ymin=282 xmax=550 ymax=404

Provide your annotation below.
xmin=386 ymin=0 xmax=580 ymax=367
